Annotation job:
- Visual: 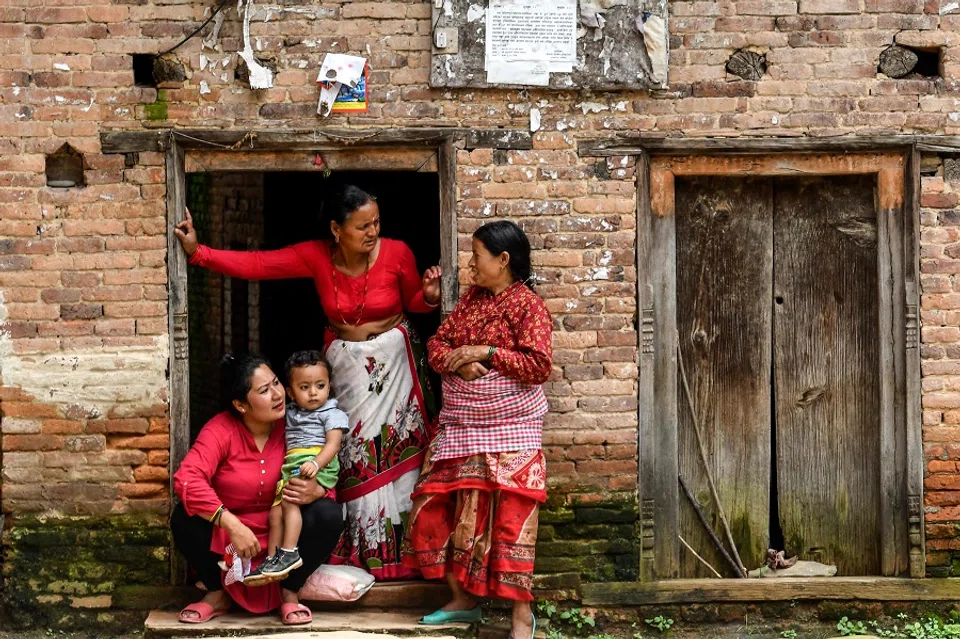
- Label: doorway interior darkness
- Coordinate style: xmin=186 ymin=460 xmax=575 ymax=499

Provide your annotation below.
xmin=186 ymin=170 xmax=441 ymax=440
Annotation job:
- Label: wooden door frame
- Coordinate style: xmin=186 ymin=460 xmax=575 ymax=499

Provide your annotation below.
xmin=119 ymin=127 xmax=523 ymax=584
xmin=162 ymin=136 xmax=462 ymax=498
xmin=634 ymin=149 xmax=922 ymax=581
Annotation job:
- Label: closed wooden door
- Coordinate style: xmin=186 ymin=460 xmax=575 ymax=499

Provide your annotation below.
xmin=675 ymin=174 xmax=881 ymax=577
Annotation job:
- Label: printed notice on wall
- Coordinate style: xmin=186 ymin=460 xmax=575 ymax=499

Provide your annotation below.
xmin=484 ymin=0 xmax=577 ymax=86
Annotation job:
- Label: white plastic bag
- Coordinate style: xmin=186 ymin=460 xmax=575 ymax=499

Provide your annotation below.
xmin=300 ymin=564 xmax=375 ymax=602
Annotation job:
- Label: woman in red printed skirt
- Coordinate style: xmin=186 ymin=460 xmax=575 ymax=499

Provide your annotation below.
xmin=401 ymin=220 xmax=552 ymax=639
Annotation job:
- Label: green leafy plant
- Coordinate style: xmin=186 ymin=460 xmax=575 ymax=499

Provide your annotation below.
xmin=587 ymin=634 xmax=616 ymax=639
xmin=837 ymin=617 xmax=869 ymax=636
xmin=560 ymin=608 xmax=597 ymax=633
xmin=537 ymin=599 xmax=558 ymax=620
xmin=645 ymin=615 xmax=675 ymax=633
xmin=903 ymin=616 xmax=960 ymax=639
xmin=547 ymin=630 xmax=566 ymax=639
xmin=781 ymin=630 xmax=798 ymax=639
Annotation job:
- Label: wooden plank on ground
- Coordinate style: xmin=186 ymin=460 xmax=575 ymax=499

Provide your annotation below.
xmin=580 ymin=577 xmax=960 ymax=606
xmin=773 ymin=175 xmax=881 ymax=576
xmin=675 ymin=176 xmax=773 ymax=578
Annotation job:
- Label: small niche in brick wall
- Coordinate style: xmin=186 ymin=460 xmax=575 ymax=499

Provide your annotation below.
xmin=879 ymin=44 xmax=942 ymax=79
xmin=133 ymin=54 xmax=157 ymax=87
xmin=45 ymin=143 xmax=84 ymax=188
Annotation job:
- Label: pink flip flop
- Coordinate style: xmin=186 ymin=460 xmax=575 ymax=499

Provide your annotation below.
xmin=178 ymin=601 xmax=229 ymax=624
xmin=280 ymin=602 xmax=313 ymax=626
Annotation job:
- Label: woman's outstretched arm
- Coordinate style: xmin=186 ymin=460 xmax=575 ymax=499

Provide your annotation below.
xmin=174 ymin=207 xmax=315 ymax=280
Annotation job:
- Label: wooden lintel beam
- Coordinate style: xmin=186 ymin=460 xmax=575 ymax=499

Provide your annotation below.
xmin=100 ymin=128 xmax=532 ymax=155
xmin=578 ymin=135 xmax=960 ymax=156
xmin=651 ymin=153 xmax=904 ymax=177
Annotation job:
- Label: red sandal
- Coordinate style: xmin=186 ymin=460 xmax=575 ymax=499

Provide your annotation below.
xmin=279 ymin=602 xmax=312 ymax=626
xmin=178 ymin=601 xmax=229 ymax=624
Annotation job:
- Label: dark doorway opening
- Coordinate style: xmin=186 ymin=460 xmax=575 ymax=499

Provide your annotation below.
xmin=186 ymin=170 xmax=442 ymax=440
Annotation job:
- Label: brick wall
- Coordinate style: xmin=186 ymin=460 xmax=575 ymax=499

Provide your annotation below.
xmin=2 ymin=0 xmax=960 ymax=627
xmin=918 ymin=156 xmax=960 ymax=576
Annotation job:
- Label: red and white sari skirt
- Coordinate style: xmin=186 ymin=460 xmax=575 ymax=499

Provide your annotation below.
xmin=401 ymin=444 xmax=546 ymax=601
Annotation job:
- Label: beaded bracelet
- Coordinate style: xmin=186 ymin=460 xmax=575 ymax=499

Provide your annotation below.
xmin=486 ymin=345 xmax=496 ymax=361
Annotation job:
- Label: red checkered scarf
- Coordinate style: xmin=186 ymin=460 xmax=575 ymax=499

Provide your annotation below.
xmin=439 ymin=371 xmax=548 ymax=428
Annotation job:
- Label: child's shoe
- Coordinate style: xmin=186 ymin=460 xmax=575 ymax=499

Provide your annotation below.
xmin=260 ymin=548 xmax=303 ymax=579
xmin=244 ymin=554 xmax=281 ymax=587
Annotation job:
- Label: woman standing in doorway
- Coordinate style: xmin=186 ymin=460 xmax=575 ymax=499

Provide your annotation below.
xmin=174 ymin=185 xmax=440 ymax=580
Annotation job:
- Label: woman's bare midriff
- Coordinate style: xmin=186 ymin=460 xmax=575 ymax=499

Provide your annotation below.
xmin=329 ymin=313 xmax=403 ymax=342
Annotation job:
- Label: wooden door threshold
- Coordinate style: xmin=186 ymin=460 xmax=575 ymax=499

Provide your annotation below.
xmin=581 ymin=578 xmax=960 ymax=606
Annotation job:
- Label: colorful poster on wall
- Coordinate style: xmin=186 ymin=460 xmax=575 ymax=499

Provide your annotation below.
xmin=331 ymin=64 xmax=368 ymax=113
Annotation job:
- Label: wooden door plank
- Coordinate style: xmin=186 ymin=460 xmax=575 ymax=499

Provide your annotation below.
xmin=675 ymin=176 xmax=773 ymax=577
xmin=165 ymin=139 xmax=189 ymax=586
xmin=773 ymin=175 xmax=881 ymax=575
xmin=904 ymin=148 xmax=925 ymax=577
xmin=437 ymin=138 xmax=458 ymax=315
xmin=642 ymin=159 xmax=680 ymax=579
xmin=637 ymin=151 xmax=659 ymax=581
xmin=878 ymin=167 xmax=909 ymax=576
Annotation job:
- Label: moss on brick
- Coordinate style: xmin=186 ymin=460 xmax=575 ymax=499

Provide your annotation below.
xmin=536 ymin=497 xmax=639 ymax=584
xmin=141 ymin=100 xmax=168 ymax=121
xmin=2 ymin=515 xmax=170 ymax=630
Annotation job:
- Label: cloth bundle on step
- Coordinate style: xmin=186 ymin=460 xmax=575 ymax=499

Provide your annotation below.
xmin=300 ymin=564 xmax=375 ymax=602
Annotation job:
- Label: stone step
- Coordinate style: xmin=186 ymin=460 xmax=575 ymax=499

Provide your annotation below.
xmin=144 ymin=609 xmax=470 ymax=638
xmin=235 ymin=634 xmax=458 ymax=639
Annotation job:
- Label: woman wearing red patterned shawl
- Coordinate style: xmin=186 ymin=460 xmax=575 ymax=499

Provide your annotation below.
xmin=401 ymin=220 xmax=552 ymax=639
xmin=174 ymin=185 xmax=441 ymax=581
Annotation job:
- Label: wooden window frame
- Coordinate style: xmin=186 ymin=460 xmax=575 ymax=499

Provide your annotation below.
xmin=633 ymin=151 xmax=923 ymax=582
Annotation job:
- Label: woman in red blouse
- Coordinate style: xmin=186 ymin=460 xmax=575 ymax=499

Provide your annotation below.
xmin=172 ymin=354 xmax=342 ymax=624
xmin=401 ymin=221 xmax=552 ymax=639
xmin=174 ymin=186 xmax=440 ymax=581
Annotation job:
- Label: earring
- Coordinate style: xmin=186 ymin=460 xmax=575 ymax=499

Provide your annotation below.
xmin=335 ymin=235 xmax=340 ymax=243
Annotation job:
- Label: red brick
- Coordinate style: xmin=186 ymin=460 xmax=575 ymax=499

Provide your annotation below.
xmin=2 ymin=434 xmax=62 ymax=451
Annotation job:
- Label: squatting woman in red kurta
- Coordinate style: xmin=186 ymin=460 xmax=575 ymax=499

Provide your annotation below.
xmin=173 ymin=354 xmax=342 ymax=625
xmin=174 ymin=185 xmax=440 ymax=581
xmin=402 ymin=220 xmax=553 ymax=639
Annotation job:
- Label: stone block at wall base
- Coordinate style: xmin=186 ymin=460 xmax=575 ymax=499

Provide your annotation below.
xmin=537 ymin=494 xmax=639 ymax=583
xmin=1 ymin=515 xmax=170 ymax=631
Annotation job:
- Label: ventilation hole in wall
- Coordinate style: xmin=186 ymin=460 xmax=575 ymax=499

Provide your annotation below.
xmin=45 ymin=143 xmax=85 ymax=188
xmin=133 ymin=54 xmax=157 ymax=87
xmin=879 ymin=44 xmax=942 ymax=79
xmin=912 ymin=47 xmax=943 ymax=78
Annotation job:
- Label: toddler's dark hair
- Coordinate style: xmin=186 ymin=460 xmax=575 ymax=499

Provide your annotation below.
xmin=284 ymin=350 xmax=331 ymax=384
